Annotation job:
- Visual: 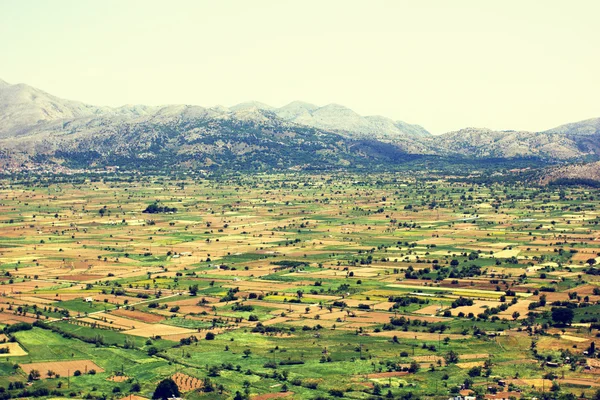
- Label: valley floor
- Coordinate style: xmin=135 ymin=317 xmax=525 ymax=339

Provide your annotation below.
xmin=0 ymin=172 xmax=599 ymax=400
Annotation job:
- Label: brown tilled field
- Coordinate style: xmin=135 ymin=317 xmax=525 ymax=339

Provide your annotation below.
xmin=171 ymin=372 xmax=203 ymax=392
xmin=20 ymin=360 xmax=104 ymax=377
xmin=112 ymin=308 xmax=165 ymax=323
xmin=124 ymin=324 xmax=197 ymax=338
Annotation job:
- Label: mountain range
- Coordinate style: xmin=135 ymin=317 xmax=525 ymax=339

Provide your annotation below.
xmin=0 ymin=78 xmax=599 ymax=172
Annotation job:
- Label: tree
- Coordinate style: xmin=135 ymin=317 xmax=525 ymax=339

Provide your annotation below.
xmin=28 ymin=369 xmax=41 ymax=381
xmin=444 ymin=350 xmax=460 ymax=364
xmin=202 ymin=377 xmax=215 ymax=392
xmin=152 ymin=378 xmax=180 ymax=400
xmin=373 ymin=382 xmax=382 ymax=395
xmin=408 ymin=361 xmax=420 ymax=373
xmin=551 ymin=307 xmax=574 ymax=326
xmin=189 ymin=284 xmax=199 ymax=296
xmin=233 ymin=392 xmax=245 ymax=400
xmin=463 ymin=377 xmax=473 ymax=389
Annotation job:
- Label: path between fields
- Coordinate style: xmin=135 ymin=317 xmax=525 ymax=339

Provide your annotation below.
xmin=46 ymin=292 xmax=184 ymax=323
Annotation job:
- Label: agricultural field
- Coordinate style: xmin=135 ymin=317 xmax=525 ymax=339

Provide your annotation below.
xmin=0 ymin=173 xmax=599 ymax=400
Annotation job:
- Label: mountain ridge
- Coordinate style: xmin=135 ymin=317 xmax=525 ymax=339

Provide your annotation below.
xmin=0 ymin=79 xmax=431 ymax=140
xmin=0 ymin=78 xmax=599 ymax=172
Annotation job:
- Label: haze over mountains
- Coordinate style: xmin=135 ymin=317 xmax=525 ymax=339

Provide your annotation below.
xmin=0 ymin=78 xmax=599 ymax=171
xmin=232 ymin=100 xmax=431 ymax=139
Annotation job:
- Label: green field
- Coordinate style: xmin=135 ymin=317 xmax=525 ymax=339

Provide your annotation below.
xmin=0 ymin=173 xmax=599 ymax=399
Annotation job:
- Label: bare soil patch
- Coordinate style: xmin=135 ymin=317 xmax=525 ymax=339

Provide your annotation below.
xmin=124 ymin=324 xmax=196 ymax=338
xmin=20 ymin=359 xmax=103 ymax=377
xmin=0 ymin=342 xmax=27 ymax=356
xmin=112 ymin=308 xmax=165 ymax=323
xmin=172 ymin=372 xmax=203 ymax=392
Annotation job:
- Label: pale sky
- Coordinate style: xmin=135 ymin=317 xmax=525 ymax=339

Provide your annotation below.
xmin=1 ymin=0 xmax=599 ymax=134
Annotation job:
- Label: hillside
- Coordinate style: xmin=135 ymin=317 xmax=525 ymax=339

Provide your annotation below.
xmin=0 ymin=79 xmax=158 ymax=138
xmin=545 ymin=117 xmax=600 ymax=136
xmin=539 ymin=161 xmax=600 ymax=185
xmin=0 ymin=104 xmax=420 ymax=172
xmin=274 ymin=102 xmax=431 ymax=140
xmin=0 ymin=78 xmax=599 ymax=172
xmin=429 ymin=127 xmax=588 ymax=160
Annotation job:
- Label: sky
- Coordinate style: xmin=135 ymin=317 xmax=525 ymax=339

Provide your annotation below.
xmin=1 ymin=1 xmax=599 ymax=134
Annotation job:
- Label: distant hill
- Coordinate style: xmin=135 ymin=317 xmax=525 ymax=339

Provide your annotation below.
xmin=544 ymin=117 xmax=600 ymax=136
xmin=273 ymin=101 xmax=430 ymax=140
xmin=0 ymin=78 xmax=599 ymax=172
xmin=0 ymin=79 xmax=156 ymax=138
xmin=429 ymin=127 xmax=588 ymax=160
xmin=539 ymin=161 xmax=600 ymax=185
